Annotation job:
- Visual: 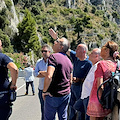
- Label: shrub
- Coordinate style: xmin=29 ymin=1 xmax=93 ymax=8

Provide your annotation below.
xmin=97 ymin=34 xmax=104 ymax=40
xmin=102 ymin=21 xmax=109 ymax=27
xmin=95 ymin=10 xmax=104 ymax=16
xmin=91 ymin=6 xmax=96 ymax=14
xmin=5 ymin=53 xmax=28 ymax=68
xmin=4 ymin=0 xmax=12 ymax=11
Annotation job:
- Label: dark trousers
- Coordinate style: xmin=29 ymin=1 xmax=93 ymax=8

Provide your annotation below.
xmin=38 ymin=89 xmax=44 ymax=120
xmin=83 ymin=97 xmax=90 ymax=120
xmin=0 ymin=106 xmax=12 ymax=120
xmin=26 ymin=81 xmax=35 ymax=94
xmin=69 ymin=83 xmax=85 ymax=120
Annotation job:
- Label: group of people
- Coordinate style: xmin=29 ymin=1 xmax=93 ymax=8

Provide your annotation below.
xmin=36 ymin=28 xmax=119 ymax=120
xmin=0 ymin=27 xmax=120 ymax=120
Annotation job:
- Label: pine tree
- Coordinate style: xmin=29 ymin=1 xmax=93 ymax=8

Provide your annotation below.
xmin=13 ymin=8 xmax=41 ymax=56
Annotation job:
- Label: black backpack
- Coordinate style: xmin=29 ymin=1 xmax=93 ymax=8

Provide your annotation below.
xmin=97 ymin=60 xmax=120 ymax=110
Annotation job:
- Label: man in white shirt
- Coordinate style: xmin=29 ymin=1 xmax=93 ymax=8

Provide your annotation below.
xmin=24 ymin=63 xmax=35 ymax=95
xmin=74 ymin=48 xmax=101 ymax=120
xmin=34 ymin=44 xmax=52 ymax=120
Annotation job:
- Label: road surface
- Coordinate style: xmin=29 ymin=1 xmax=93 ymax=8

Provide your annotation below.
xmin=9 ymin=77 xmax=59 ymax=120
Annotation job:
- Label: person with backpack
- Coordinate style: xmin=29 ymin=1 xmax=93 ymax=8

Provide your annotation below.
xmin=87 ymin=41 xmax=120 ymax=120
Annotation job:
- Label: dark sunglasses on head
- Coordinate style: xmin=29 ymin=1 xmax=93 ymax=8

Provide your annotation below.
xmin=41 ymin=50 xmax=48 ymax=53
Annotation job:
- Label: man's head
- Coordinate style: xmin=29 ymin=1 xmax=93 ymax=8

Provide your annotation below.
xmin=0 ymin=40 xmax=2 ymax=52
xmin=52 ymin=37 xmax=70 ymax=53
xmin=89 ymin=48 xmax=101 ymax=65
xmin=75 ymin=44 xmax=88 ymax=60
xmin=26 ymin=63 xmax=30 ymax=67
xmin=41 ymin=44 xmax=52 ymax=60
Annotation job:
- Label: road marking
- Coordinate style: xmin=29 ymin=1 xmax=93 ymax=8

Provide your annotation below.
xmin=16 ymin=84 xmax=25 ymax=92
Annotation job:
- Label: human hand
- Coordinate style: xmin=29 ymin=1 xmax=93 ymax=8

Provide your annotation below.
xmin=113 ymin=51 xmax=119 ymax=59
xmin=72 ymin=77 xmax=80 ymax=83
xmin=49 ymin=28 xmax=58 ymax=40
xmin=42 ymin=92 xmax=52 ymax=100
xmin=10 ymin=84 xmax=17 ymax=90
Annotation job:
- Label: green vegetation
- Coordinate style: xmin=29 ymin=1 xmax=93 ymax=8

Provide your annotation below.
xmin=13 ymin=8 xmax=41 ymax=57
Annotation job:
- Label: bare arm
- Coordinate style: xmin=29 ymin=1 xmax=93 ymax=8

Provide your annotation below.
xmin=42 ymin=66 xmax=55 ymax=100
xmin=66 ymin=49 xmax=71 ymax=57
xmin=7 ymin=62 xmax=18 ymax=90
xmin=70 ymin=73 xmax=72 ymax=85
xmin=49 ymin=28 xmax=71 ymax=56
xmin=49 ymin=28 xmax=58 ymax=40
xmin=37 ymin=71 xmax=47 ymax=78
xmin=97 ymin=77 xmax=103 ymax=96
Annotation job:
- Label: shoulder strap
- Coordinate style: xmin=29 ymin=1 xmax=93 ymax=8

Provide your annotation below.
xmin=116 ymin=60 xmax=120 ymax=71
xmin=97 ymin=78 xmax=112 ymax=104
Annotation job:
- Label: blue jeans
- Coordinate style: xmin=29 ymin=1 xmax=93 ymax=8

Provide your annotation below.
xmin=69 ymin=83 xmax=85 ymax=120
xmin=44 ymin=93 xmax=70 ymax=120
xmin=38 ymin=89 xmax=44 ymax=120
xmin=26 ymin=81 xmax=35 ymax=94
xmin=83 ymin=97 xmax=90 ymax=120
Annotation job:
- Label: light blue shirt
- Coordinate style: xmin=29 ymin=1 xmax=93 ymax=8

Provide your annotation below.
xmin=34 ymin=58 xmax=48 ymax=90
xmin=24 ymin=67 xmax=34 ymax=82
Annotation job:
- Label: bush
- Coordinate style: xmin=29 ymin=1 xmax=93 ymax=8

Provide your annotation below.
xmin=84 ymin=6 xmax=88 ymax=12
xmin=95 ymin=10 xmax=104 ymax=16
xmin=97 ymin=34 xmax=104 ymax=40
xmin=60 ymin=8 xmax=70 ymax=15
xmin=91 ymin=6 xmax=96 ymax=14
xmin=4 ymin=0 xmax=12 ymax=11
xmin=31 ymin=5 xmax=41 ymax=15
xmin=5 ymin=53 xmax=28 ymax=68
xmin=102 ymin=21 xmax=109 ymax=27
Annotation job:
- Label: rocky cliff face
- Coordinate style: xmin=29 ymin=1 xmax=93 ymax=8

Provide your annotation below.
xmin=0 ymin=0 xmax=6 ymax=10
xmin=0 ymin=0 xmax=19 ymax=33
xmin=9 ymin=0 xmax=19 ymax=33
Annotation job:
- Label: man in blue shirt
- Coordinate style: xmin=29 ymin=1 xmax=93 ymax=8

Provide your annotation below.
xmin=34 ymin=44 xmax=52 ymax=120
xmin=67 ymin=44 xmax=92 ymax=120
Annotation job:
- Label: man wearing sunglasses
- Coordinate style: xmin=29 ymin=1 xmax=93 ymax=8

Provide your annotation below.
xmin=34 ymin=44 xmax=52 ymax=120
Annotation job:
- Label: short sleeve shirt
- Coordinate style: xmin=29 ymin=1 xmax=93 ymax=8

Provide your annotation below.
xmin=47 ymin=53 xmax=73 ymax=97
xmin=0 ymin=53 xmax=13 ymax=90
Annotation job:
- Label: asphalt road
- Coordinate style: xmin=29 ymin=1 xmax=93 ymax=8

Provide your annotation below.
xmin=9 ymin=77 xmax=41 ymax=120
xmin=9 ymin=77 xmax=59 ymax=120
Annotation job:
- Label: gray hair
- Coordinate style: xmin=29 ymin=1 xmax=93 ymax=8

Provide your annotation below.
xmin=94 ymin=48 xmax=101 ymax=55
xmin=61 ymin=37 xmax=70 ymax=53
xmin=42 ymin=44 xmax=53 ymax=53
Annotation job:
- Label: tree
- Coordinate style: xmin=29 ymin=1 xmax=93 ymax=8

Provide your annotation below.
xmin=13 ymin=8 xmax=41 ymax=56
xmin=0 ymin=29 xmax=13 ymax=53
xmin=74 ymin=15 xmax=92 ymax=40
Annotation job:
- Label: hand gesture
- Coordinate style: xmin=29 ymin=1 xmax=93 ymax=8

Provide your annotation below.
xmin=49 ymin=28 xmax=58 ymax=40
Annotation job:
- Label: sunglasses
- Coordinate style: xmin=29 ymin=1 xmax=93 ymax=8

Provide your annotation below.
xmin=41 ymin=50 xmax=48 ymax=53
